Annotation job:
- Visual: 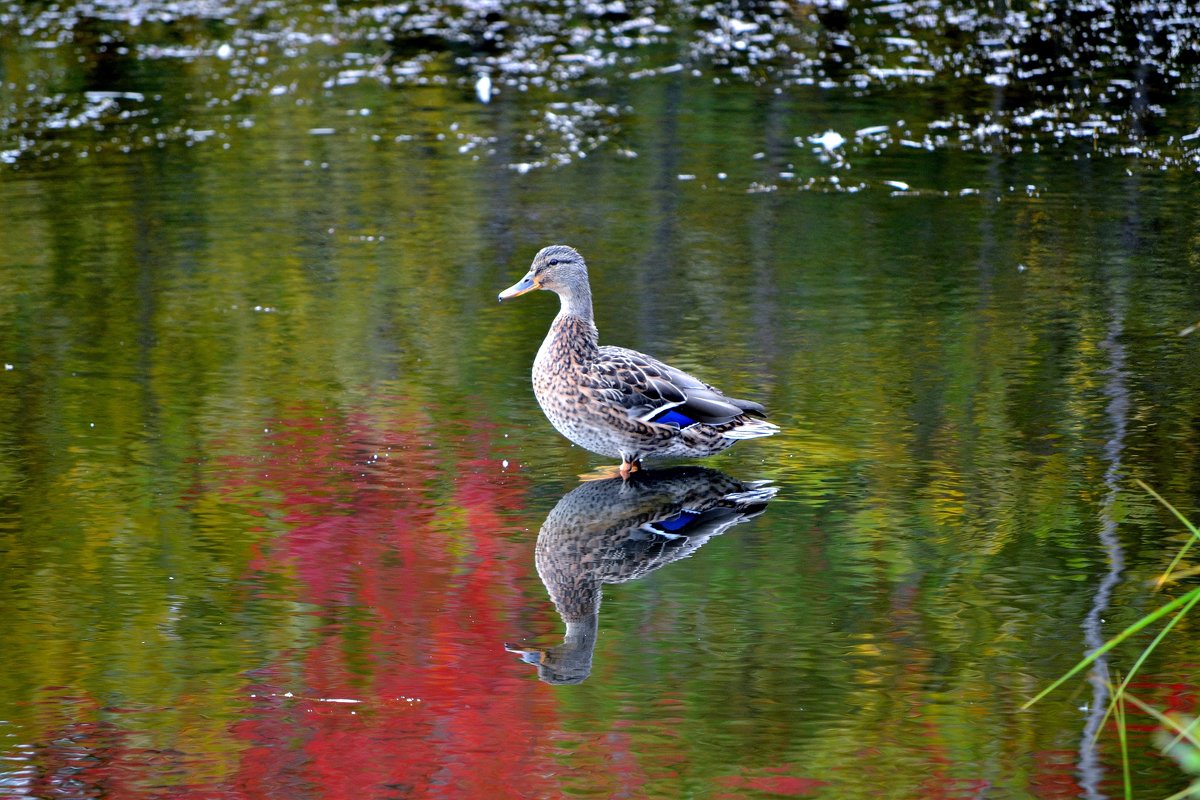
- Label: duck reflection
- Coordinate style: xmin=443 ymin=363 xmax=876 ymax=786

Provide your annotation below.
xmin=507 ymin=467 xmax=778 ymax=684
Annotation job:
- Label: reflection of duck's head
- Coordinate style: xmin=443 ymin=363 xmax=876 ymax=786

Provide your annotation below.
xmin=507 ymin=467 xmax=777 ymax=684
xmin=507 ymin=623 xmax=597 ymax=685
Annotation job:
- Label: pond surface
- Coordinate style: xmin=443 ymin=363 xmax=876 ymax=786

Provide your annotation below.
xmin=2 ymin=2 xmax=1200 ymax=798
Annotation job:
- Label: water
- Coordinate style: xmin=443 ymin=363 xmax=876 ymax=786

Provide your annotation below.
xmin=3 ymin=2 xmax=1200 ymax=798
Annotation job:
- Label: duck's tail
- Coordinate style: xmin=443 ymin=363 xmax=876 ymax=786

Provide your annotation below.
xmin=722 ymin=418 xmax=781 ymax=440
xmin=723 ymin=482 xmax=779 ymax=508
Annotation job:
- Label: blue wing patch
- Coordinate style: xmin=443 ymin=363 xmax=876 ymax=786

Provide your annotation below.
xmin=652 ymin=409 xmax=696 ymax=428
xmin=653 ymin=510 xmax=700 ymax=533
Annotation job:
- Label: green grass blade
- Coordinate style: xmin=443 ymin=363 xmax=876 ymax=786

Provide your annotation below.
xmin=1105 ymin=588 xmax=1200 ymax=729
xmin=1122 ymin=695 xmax=1200 ymax=800
xmin=1167 ymin=715 xmax=1200 ymax=751
xmin=1137 ymin=480 xmax=1200 ymax=588
xmin=1161 ymin=785 xmax=1200 ymax=800
xmin=1115 ymin=684 xmax=1132 ymax=800
xmin=1122 ymin=693 xmax=1200 ymax=747
xmin=1138 ymin=479 xmax=1200 ymax=537
xmin=1022 ymin=589 xmax=1199 ymax=710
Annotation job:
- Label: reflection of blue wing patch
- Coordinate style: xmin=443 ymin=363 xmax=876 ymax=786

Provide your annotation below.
xmin=653 ymin=510 xmax=700 ymax=533
xmin=652 ymin=409 xmax=696 ymax=428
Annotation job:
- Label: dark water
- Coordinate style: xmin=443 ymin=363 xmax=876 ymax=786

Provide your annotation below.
xmin=3 ymin=2 xmax=1200 ymax=798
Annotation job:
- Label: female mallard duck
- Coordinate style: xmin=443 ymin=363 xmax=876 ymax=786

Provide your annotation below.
xmin=499 ymin=245 xmax=779 ymax=478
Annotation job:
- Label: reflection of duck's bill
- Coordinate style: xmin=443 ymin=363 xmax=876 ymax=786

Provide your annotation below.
xmin=504 ymin=643 xmax=544 ymax=664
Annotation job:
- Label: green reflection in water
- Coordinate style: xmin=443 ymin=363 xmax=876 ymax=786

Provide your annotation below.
xmin=2 ymin=4 xmax=1200 ymax=799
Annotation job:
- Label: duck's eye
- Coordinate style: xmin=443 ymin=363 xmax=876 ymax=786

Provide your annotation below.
xmin=547 ymin=258 xmax=559 ymax=266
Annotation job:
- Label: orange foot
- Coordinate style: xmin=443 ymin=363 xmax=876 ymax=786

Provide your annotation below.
xmin=578 ymin=464 xmax=625 ymax=482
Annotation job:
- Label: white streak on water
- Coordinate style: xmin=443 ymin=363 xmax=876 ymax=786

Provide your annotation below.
xmin=1078 ymin=265 xmax=1129 ymax=799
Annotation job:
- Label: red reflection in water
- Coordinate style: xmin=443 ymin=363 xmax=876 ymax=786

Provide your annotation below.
xmin=1123 ymin=676 xmax=1199 ymax=733
xmin=1027 ymin=748 xmax=1082 ymax=800
xmin=713 ymin=765 xmax=829 ymax=797
xmin=212 ymin=405 xmax=565 ymax=799
xmin=3 ymin=404 xmax=655 ymax=799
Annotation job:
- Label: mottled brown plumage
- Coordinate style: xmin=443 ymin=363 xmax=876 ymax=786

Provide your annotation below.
xmin=499 ymin=245 xmax=779 ymax=478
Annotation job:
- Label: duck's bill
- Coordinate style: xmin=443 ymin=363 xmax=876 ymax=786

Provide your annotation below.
xmin=498 ymin=272 xmax=538 ymax=301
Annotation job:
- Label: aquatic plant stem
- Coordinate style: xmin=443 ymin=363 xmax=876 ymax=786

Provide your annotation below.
xmin=1094 ymin=589 xmax=1200 ymax=743
xmin=1021 ymin=589 xmax=1200 ymax=710
xmin=1137 ymin=479 xmax=1200 ymax=589
xmin=1121 ymin=693 xmax=1200 ymax=749
xmin=1165 ymin=716 xmax=1200 ymax=753
xmin=1161 ymin=784 xmax=1200 ymax=800
xmin=1121 ymin=694 xmax=1200 ymax=800
xmin=1114 ymin=681 xmax=1132 ymax=800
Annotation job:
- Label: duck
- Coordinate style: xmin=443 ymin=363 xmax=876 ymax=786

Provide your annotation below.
xmin=498 ymin=245 xmax=779 ymax=478
xmin=506 ymin=467 xmax=778 ymax=684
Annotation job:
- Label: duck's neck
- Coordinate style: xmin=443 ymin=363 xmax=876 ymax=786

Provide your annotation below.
xmin=557 ymin=281 xmax=594 ymax=326
xmin=540 ymin=286 xmax=599 ymax=362
xmin=562 ymin=614 xmax=599 ymax=648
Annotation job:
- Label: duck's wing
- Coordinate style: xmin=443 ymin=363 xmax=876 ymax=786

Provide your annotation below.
xmin=593 ymin=346 xmax=767 ymax=427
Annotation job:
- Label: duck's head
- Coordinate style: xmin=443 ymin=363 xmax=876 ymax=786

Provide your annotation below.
xmin=498 ymin=245 xmax=588 ymax=302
